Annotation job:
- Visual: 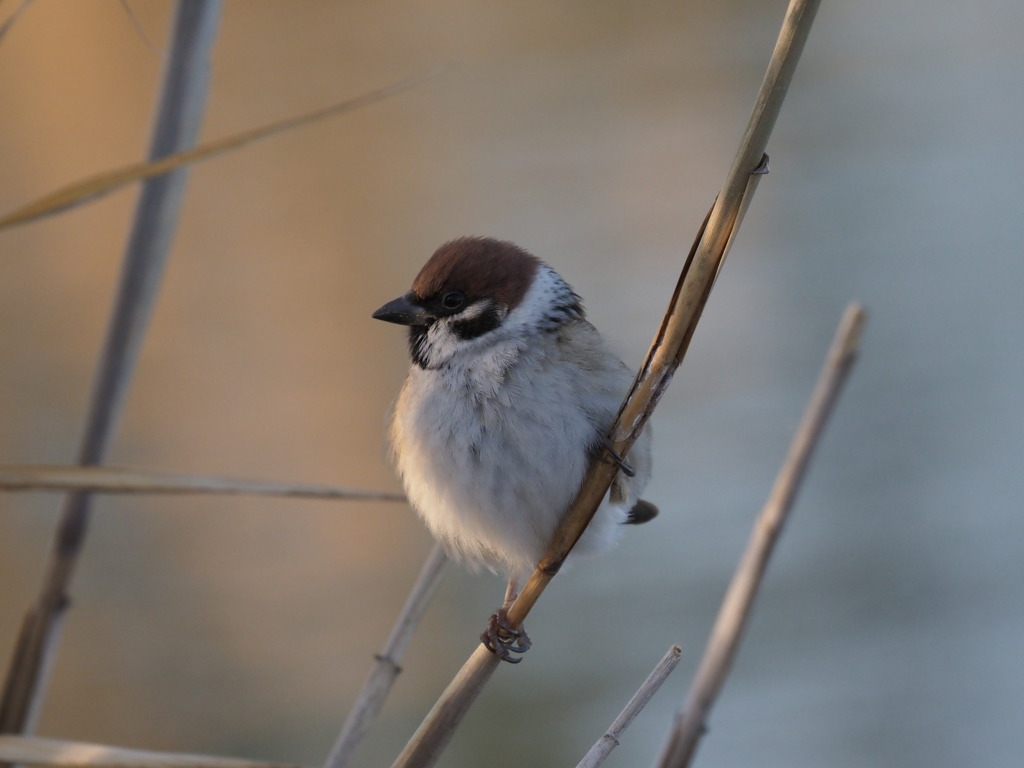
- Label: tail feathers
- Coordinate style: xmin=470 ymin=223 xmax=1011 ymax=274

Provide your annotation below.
xmin=625 ymin=499 xmax=658 ymax=525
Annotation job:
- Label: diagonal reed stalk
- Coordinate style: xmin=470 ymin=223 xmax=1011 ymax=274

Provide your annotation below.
xmin=0 ymin=66 xmax=441 ymax=232
xmin=0 ymin=0 xmax=222 ymax=734
xmin=575 ymin=645 xmax=683 ymax=768
xmin=389 ymin=1 xmax=823 ymax=766
xmin=655 ymin=303 xmax=865 ymax=768
xmin=323 ymin=545 xmax=448 ymax=768
xmin=0 ymin=0 xmax=34 ymax=46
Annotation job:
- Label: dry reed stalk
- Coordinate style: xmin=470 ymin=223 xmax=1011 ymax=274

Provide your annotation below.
xmin=0 ymin=0 xmax=34 ymax=45
xmin=0 ymin=465 xmax=404 ymax=502
xmin=655 ymin=303 xmax=865 ymax=768
xmin=575 ymin=646 xmax=683 ymax=768
xmin=0 ymin=0 xmax=222 ymax=734
xmin=0 ymin=68 xmax=443 ymax=232
xmin=389 ymin=2 xmax=823 ymax=766
xmin=0 ymin=734 xmax=308 ymax=768
xmin=323 ymin=545 xmax=448 ymax=768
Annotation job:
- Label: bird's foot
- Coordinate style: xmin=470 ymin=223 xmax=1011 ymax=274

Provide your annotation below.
xmin=480 ymin=607 xmax=532 ymax=663
xmin=596 ymin=434 xmax=635 ymax=477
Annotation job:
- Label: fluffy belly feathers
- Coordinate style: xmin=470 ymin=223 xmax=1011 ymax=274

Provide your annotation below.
xmin=392 ymin=363 xmax=628 ymax=577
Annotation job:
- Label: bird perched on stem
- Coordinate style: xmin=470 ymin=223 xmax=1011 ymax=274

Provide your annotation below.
xmin=373 ymin=237 xmax=656 ymax=662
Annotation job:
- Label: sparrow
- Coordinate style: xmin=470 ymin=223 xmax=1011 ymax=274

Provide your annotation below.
xmin=373 ymin=236 xmax=656 ymax=661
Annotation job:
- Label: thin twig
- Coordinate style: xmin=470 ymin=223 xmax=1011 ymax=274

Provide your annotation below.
xmin=0 ymin=0 xmax=222 ymax=734
xmin=323 ymin=545 xmax=448 ymax=768
xmin=388 ymin=2 xmax=821 ymax=766
xmin=575 ymin=646 xmax=683 ymax=768
xmin=0 ymin=0 xmax=34 ymax=46
xmin=0 ymin=66 xmax=444 ymax=231
xmin=118 ymin=0 xmax=165 ymax=57
xmin=0 ymin=465 xmax=404 ymax=502
xmin=655 ymin=303 xmax=866 ymax=768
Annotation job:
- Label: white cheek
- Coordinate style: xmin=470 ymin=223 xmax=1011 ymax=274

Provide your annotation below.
xmin=421 ymin=324 xmax=459 ymax=366
xmin=454 ymin=300 xmax=492 ymax=322
xmin=419 ymin=300 xmax=506 ymax=368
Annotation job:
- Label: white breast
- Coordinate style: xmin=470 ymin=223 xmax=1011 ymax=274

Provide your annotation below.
xmin=390 ymin=312 xmax=650 ymax=580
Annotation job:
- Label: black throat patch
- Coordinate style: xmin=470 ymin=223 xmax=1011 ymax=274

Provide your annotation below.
xmin=408 ymin=326 xmax=431 ymax=369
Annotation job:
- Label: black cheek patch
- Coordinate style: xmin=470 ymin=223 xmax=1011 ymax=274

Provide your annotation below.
xmin=408 ymin=326 xmax=430 ymax=368
xmin=451 ymin=305 xmax=503 ymax=340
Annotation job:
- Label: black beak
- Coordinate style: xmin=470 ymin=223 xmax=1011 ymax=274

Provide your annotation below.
xmin=372 ymin=292 xmax=432 ymax=326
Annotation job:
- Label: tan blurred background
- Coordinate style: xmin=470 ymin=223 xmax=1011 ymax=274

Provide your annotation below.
xmin=2 ymin=1 xmax=1023 ymax=767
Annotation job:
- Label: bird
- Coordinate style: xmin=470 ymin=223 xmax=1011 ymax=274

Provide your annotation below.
xmin=372 ymin=236 xmax=656 ymax=661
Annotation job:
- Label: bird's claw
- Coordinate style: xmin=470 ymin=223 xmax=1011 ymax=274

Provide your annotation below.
xmin=597 ymin=434 xmax=635 ymax=477
xmin=481 ymin=607 xmax=532 ymax=663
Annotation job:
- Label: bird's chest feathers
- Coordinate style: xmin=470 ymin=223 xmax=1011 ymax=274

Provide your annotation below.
xmin=403 ymin=343 xmax=530 ymax=443
xmin=397 ymin=339 xmax=592 ymax=481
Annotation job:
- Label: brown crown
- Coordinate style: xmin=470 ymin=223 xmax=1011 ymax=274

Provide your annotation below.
xmin=411 ymin=237 xmax=540 ymax=310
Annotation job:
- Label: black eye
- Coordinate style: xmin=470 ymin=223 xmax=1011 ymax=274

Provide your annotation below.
xmin=441 ymin=291 xmax=465 ymax=311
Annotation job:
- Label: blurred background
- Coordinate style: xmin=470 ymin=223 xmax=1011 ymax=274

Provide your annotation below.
xmin=1 ymin=1 xmax=1022 ymax=766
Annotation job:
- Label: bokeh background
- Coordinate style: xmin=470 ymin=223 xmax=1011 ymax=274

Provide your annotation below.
xmin=2 ymin=1 xmax=1022 ymax=766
